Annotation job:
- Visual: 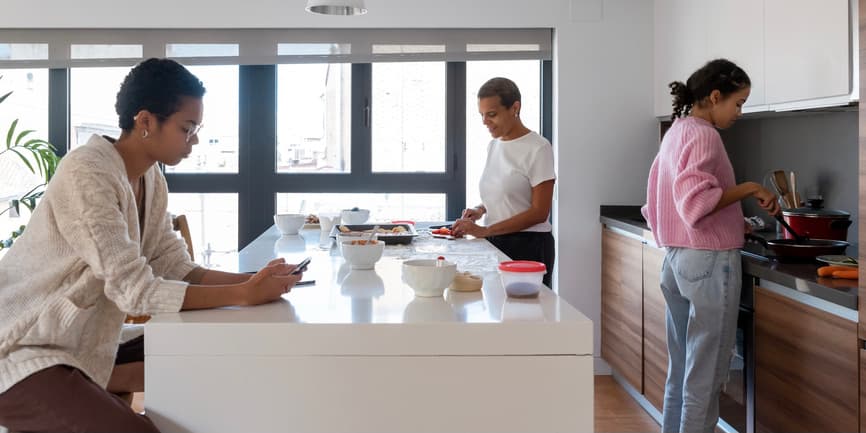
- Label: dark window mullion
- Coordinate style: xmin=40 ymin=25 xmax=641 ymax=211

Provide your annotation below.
xmin=238 ymin=64 xmax=277 ymax=248
xmin=352 ymin=63 xmax=372 ymax=176
xmin=541 ymin=60 xmax=553 ymax=143
xmin=446 ymin=62 xmax=466 ymax=220
xmin=48 ymin=68 xmax=69 ymax=158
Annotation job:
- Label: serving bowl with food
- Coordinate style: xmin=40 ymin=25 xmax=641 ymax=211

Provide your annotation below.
xmin=330 ymin=223 xmax=418 ymax=245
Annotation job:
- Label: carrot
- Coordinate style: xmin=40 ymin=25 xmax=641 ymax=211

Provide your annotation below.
xmin=817 ymin=265 xmax=857 ymax=277
xmin=831 ymin=269 xmax=859 ymax=280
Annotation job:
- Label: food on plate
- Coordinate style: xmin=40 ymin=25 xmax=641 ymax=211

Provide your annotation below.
xmin=305 ymin=214 xmax=319 ymax=224
xmin=817 ymin=265 xmax=857 ymax=277
xmin=338 ymin=225 xmax=351 ymax=233
xmin=831 ymin=269 xmax=858 ymax=280
xmin=431 ymin=227 xmax=452 ymax=236
xmin=350 ymin=239 xmax=379 ymax=246
xmin=339 ymin=226 xmax=408 ymax=235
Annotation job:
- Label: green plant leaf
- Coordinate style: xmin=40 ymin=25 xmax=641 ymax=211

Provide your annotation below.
xmin=5 ymin=118 xmax=17 ymax=149
xmin=9 ymin=148 xmax=35 ymax=174
xmin=0 ymin=90 xmax=12 ymax=106
xmin=15 ymin=129 xmax=34 ymax=145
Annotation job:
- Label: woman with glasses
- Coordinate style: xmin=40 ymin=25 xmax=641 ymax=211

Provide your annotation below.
xmin=0 ymin=58 xmax=305 ymax=432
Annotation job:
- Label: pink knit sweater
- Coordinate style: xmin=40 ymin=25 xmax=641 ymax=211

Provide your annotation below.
xmin=642 ymin=116 xmax=744 ymax=250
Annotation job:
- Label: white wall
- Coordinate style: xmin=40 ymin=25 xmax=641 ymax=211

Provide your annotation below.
xmin=1 ymin=0 xmax=658 ymax=370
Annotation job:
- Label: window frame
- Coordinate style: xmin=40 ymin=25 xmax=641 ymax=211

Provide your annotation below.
xmin=45 ymin=59 xmax=550 ymax=249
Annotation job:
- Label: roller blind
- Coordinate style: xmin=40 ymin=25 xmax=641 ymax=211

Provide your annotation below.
xmin=0 ymin=28 xmax=551 ymax=68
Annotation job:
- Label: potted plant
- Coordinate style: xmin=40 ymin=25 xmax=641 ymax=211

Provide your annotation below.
xmin=0 ymin=75 xmax=60 ymax=250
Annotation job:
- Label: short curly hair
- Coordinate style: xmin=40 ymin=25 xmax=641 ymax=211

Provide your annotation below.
xmin=477 ymin=77 xmax=521 ymax=109
xmin=115 ymin=58 xmax=206 ymax=131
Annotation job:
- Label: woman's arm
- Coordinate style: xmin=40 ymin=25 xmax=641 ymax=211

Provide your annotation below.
xmin=452 ymin=180 xmax=554 ymax=238
xmin=180 ymin=260 xmax=301 ymax=310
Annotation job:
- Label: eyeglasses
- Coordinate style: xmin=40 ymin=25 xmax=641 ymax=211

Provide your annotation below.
xmin=180 ymin=121 xmax=203 ymax=144
xmin=154 ymin=114 xmax=202 ymax=143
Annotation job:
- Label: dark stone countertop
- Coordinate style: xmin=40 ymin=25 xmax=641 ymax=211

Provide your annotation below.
xmin=600 ymin=205 xmax=857 ymax=313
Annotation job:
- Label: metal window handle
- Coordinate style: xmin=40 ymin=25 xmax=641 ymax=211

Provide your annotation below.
xmin=364 ymin=99 xmax=371 ymax=128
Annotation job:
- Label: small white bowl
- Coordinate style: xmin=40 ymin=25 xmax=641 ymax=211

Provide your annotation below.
xmin=340 ymin=239 xmax=385 ymax=270
xmin=274 ymin=213 xmax=306 ymax=235
xmin=341 ymin=209 xmax=370 ymax=225
xmin=401 ymin=259 xmax=457 ymax=297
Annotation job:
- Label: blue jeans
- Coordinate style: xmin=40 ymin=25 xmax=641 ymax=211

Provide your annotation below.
xmin=659 ymin=248 xmax=741 ymax=433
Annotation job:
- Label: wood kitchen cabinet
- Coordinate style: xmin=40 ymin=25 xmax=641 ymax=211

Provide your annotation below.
xmin=642 ymin=243 xmax=668 ymax=412
xmin=755 ymin=286 xmax=858 ymax=433
xmin=861 ymin=349 xmax=866 ymax=433
xmin=601 ymin=228 xmax=644 ymax=391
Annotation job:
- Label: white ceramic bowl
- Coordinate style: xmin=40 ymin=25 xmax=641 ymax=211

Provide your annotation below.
xmin=274 ymin=213 xmax=306 ymax=235
xmin=340 ymin=240 xmax=385 ymax=270
xmin=340 ymin=209 xmax=370 ymax=225
xmin=401 ymin=259 xmax=457 ymax=297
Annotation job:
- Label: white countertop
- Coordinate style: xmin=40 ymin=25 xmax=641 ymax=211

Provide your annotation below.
xmin=146 ymin=225 xmax=592 ymax=357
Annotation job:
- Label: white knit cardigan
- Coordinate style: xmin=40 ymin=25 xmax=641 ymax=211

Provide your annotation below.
xmin=0 ymin=134 xmax=195 ymax=394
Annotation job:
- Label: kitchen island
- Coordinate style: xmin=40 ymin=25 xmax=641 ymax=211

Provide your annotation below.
xmin=145 ymin=226 xmax=593 ymax=433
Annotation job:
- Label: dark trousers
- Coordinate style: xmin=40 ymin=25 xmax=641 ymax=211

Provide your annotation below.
xmin=487 ymin=231 xmax=555 ymax=287
xmin=0 ymin=365 xmax=160 ymax=433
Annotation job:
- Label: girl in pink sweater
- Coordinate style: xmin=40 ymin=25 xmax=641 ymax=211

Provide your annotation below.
xmin=642 ymin=59 xmax=779 ymax=433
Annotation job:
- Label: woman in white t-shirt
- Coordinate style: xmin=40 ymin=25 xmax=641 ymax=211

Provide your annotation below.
xmin=452 ymin=77 xmax=556 ymax=287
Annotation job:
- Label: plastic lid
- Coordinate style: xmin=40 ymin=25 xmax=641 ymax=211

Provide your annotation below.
xmin=499 ymin=260 xmax=546 ymax=273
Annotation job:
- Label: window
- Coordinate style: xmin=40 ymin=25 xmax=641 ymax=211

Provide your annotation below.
xmin=0 ymin=68 xmax=49 ymax=237
xmin=276 ymin=64 xmax=351 ymax=173
xmin=70 ymin=66 xmax=127 ymax=148
xmin=371 ymin=62 xmax=446 ymax=173
xmin=465 ymin=60 xmax=541 ymax=210
xmin=276 ymin=193 xmax=447 ymax=222
xmin=0 ymin=29 xmax=551 ymax=250
xmin=167 ymin=193 xmax=238 ymax=270
xmin=166 ymin=65 xmax=239 ymax=174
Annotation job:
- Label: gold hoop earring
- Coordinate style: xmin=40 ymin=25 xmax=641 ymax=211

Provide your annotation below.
xmin=142 ymin=130 xmax=149 ymax=139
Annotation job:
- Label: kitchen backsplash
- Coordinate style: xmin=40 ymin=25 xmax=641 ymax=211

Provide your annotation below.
xmin=719 ymin=110 xmax=858 ymax=244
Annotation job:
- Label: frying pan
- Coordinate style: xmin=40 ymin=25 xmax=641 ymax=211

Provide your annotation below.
xmin=745 ymin=234 xmax=848 ymax=260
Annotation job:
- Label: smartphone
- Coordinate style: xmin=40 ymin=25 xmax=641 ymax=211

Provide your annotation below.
xmin=290 ymin=257 xmax=312 ymax=275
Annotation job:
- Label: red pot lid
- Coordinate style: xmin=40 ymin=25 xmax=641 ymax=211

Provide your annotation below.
xmin=499 ymin=260 xmax=546 ymax=273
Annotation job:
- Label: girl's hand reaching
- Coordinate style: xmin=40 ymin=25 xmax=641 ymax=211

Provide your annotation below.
xmin=754 ymin=186 xmax=780 ymax=216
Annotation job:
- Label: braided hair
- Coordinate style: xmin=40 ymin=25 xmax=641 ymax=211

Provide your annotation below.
xmin=669 ymin=59 xmax=750 ymax=119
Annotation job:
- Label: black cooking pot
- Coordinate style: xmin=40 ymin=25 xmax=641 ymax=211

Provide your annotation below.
xmin=746 ymin=233 xmax=848 ymax=260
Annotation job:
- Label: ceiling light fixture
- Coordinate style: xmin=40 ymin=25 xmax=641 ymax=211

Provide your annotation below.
xmin=305 ymin=0 xmax=367 ymax=16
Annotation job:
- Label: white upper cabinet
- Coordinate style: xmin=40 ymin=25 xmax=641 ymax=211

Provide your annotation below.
xmin=654 ymin=0 xmax=854 ymax=117
xmin=764 ymin=0 xmax=850 ymax=107
xmin=653 ymin=0 xmax=707 ymax=117
xmin=706 ymin=0 xmax=766 ymax=111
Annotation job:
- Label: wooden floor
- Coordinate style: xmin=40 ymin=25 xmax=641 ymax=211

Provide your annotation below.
xmin=595 ymin=375 xmax=660 ymax=433
xmin=134 ymin=375 xmax=658 ymax=432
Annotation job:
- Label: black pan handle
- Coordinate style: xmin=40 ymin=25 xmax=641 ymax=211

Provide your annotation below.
xmin=774 ymin=214 xmax=807 ymax=243
xmin=745 ymin=233 xmax=769 ymax=248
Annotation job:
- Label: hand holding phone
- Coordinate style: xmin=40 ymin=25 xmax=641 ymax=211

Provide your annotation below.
xmin=290 ymin=257 xmax=312 ymax=275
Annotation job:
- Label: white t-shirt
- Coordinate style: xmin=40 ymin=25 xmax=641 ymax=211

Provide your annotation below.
xmin=479 ymin=131 xmax=555 ymax=232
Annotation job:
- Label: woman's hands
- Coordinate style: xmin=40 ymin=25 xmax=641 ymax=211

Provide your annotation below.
xmin=238 ymin=258 xmax=302 ymax=306
xmin=461 ymin=205 xmax=485 ymax=221
xmin=451 ymin=218 xmax=490 ymax=238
